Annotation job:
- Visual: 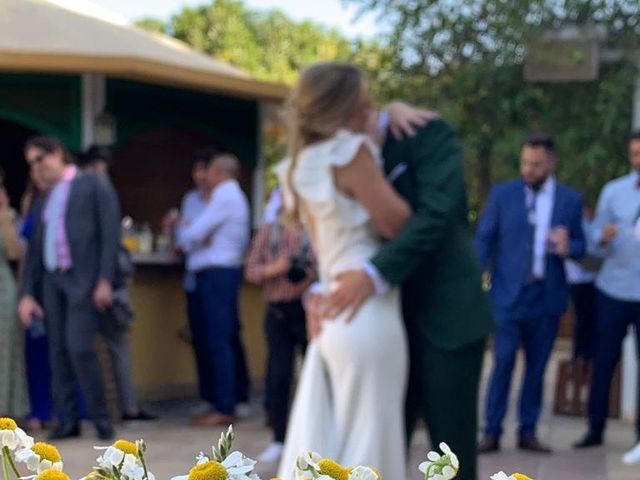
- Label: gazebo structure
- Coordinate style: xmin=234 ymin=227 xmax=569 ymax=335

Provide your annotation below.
xmin=0 ymin=0 xmax=287 ymax=399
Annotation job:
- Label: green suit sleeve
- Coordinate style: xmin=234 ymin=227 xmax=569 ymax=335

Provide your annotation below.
xmin=371 ymin=120 xmax=466 ymax=285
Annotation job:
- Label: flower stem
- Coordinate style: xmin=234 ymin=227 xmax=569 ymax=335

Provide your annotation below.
xmin=2 ymin=450 xmax=10 ymax=480
xmin=3 ymin=448 xmax=20 ymax=478
xmin=139 ymin=450 xmax=149 ymax=480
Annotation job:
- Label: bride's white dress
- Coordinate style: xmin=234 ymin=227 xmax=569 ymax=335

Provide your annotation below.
xmin=276 ymin=129 xmax=408 ymax=479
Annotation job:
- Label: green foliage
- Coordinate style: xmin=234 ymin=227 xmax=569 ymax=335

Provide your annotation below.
xmin=135 ymin=17 xmax=167 ymax=34
xmin=347 ymin=0 xmax=640 ymax=213
xmin=137 ymin=0 xmax=640 ymax=213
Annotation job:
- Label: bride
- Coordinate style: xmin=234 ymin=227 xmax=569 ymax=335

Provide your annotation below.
xmin=276 ymin=62 xmax=418 ymax=479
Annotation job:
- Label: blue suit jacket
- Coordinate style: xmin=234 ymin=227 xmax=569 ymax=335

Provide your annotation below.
xmin=475 ymin=178 xmax=585 ymax=316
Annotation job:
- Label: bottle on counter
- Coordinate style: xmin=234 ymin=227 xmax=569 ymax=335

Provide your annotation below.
xmin=122 ymin=216 xmax=138 ymax=252
xmin=138 ymin=223 xmax=153 ymax=254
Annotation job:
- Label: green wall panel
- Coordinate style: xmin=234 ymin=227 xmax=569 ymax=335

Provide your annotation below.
xmin=106 ymin=79 xmax=258 ymax=168
xmin=0 ymin=74 xmax=82 ymax=150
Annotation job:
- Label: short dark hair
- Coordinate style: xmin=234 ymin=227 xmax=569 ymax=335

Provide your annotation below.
xmin=523 ymin=131 xmax=555 ymax=154
xmin=24 ymin=135 xmax=74 ymax=164
xmin=630 ymin=129 xmax=640 ymax=142
xmin=84 ymin=145 xmax=113 ymax=166
xmin=193 ymin=146 xmax=222 ymax=166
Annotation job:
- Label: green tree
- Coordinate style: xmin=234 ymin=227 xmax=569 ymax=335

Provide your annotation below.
xmin=135 ymin=17 xmax=167 ymax=34
xmin=347 ymin=0 xmax=640 ymax=211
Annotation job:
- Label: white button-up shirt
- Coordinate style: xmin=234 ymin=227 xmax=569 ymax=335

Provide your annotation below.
xmin=177 ymin=180 xmax=250 ymax=272
xmin=526 ymin=176 xmax=556 ymax=279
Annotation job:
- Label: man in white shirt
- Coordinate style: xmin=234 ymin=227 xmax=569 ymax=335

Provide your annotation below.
xmin=177 ymin=151 xmax=250 ymax=425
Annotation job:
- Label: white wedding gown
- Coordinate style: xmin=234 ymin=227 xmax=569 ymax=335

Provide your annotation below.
xmin=277 ymin=129 xmax=408 ymax=480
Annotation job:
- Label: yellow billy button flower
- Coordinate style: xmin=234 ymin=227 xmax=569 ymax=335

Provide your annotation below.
xmin=0 ymin=417 xmax=18 ymax=430
xmin=513 ymin=475 xmax=533 ymax=480
xmin=318 ymin=459 xmax=352 ymax=480
xmin=113 ymin=440 xmax=139 ymax=457
xmin=36 ymin=469 xmax=71 ymax=480
xmin=32 ymin=443 xmax=62 ymax=463
xmin=188 ymin=461 xmax=228 ymax=480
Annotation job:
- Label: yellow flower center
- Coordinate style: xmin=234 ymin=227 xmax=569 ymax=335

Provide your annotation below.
xmin=0 ymin=418 xmax=18 ymax=430
xmin=36 ymin=469 xmax=70 ymax=480
xmin=188 ymin=461 xmax=228 ymax=480
xmin=513 ymin=474 xmax=533 ymax=480
xmin=318 ymin=459 xmax=351 ymax=480
xmin=32 ymin=443 xmax=62 ymax=463
xmin=113 ymin=440 xmax=138 ymax=457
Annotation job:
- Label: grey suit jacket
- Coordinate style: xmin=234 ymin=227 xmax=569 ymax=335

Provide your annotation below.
xmin=22 ymin=171 xmax=121 ymax=299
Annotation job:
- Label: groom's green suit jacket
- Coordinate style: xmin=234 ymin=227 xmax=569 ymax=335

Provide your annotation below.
xmin=372 ymin=119 xmax=494 ymax=351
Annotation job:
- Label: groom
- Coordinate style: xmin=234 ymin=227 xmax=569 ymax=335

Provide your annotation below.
xmin=322 ymin=111 xmax=494 ymax=479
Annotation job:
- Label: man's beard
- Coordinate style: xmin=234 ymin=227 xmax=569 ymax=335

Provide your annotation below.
xmin=526 ymin=175 xmax=549 ymax=192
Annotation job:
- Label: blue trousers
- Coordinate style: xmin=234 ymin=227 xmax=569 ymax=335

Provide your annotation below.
xmin=193 ymin=267 xmax=245 ymax=415
xmin=588 ymin=291 xmax=640 ymax=438
xmin=187 ymin=288 xmax=250 ymax=407
xmin=485 ymin=284 xmax=560 ymax=439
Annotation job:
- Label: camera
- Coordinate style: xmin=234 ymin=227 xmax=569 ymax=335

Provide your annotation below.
xmin=287 ymin=255 xmax=311 ymax=283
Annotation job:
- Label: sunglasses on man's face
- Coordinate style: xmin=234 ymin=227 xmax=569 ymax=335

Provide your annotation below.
xmin=26 ymin=152 xmax=47 ymax=166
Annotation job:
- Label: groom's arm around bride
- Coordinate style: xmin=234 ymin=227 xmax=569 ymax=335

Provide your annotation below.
xmin=327 ymin=118 xmax=495 ymax=480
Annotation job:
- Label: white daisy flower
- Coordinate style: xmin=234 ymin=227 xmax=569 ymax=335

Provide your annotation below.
xmin=171 ymin=451 xmax=260 ymax=480
xmin=95 ymin=439 xmax=140 ymax=469
xmin=418 ymin=442 xmax=459 ymax=479
xmin=0 ymin=417 xmax=34 ymax=451
xmin=15 ymin=442 xmax=63 ymax=473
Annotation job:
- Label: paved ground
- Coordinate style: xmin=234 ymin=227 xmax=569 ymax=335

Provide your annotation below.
xmin=33 ymin=351 xmax=640 ymax=480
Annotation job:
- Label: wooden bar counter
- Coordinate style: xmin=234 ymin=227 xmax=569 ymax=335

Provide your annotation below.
xmin=127 ymin=253 xmax=267 ymax=401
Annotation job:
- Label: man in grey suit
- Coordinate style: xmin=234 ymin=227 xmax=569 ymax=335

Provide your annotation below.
xmin=19 ymin=136 xmax=120 ymax=440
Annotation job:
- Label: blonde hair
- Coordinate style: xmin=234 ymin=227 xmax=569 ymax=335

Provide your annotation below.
xmin=285 ymin=62 xmax=365 ymax=222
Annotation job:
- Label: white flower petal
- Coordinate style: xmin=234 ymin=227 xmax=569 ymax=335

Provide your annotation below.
xmin=222 ymin=451 xmax=244 ymax=467
xmin=427 ymin=451 xmax=440 ymax=462
xmin=348 ymin=466 xmax=378 ymax=480
xmin=490 ymin=473 xmax=512 ymax=480
xmin=170 ymin=476 xmax=189 ymax=480
xmin=27 ymin=454 xmax=41 ymax=472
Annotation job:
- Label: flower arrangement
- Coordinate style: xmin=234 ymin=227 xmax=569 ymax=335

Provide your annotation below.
xmin=0 ymin=417 xmax=154 ymax=480
xmin=0 ymin=417 xmax=535 ymax=480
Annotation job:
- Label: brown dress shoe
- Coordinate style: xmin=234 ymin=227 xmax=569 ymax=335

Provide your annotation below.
xmin=190 ymin=413 xmax=237 ymax=427
xmin=478 ymin=436 xmax=500 ymax=454
xmin=519 ymin=436 xmax=552 ymax=454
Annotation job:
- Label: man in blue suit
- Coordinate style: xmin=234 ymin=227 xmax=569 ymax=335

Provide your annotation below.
xmin=476 ymin=132 xmax=585 ymax=454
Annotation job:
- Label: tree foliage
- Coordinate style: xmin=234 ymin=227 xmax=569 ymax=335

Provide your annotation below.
xmin=347 ymin=0 xmax=640 ymax=211
xmin=138 ymin=0 xmax=640 ymax=211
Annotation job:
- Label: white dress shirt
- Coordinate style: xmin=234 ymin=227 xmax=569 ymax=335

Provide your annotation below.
xmin=177 ymin=189 xmax=207 ymax=290
xmin=177 ymin=180 xmax=250 ymax=271
xmin=526 ymin=176 xmax=555 ymax=279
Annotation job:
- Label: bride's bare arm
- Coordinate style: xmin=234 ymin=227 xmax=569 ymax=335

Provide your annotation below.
xmin=334 ymin=144 xmax=411 ymax=239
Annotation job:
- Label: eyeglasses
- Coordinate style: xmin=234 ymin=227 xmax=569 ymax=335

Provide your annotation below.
xmin=26 ymin=153 xmax=47 ymax=166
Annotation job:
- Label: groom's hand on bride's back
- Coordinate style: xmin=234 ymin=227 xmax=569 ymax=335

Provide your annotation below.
xmin=305 ymin=292 xmax=329 ymax=340
xmin=326 ymin=270 xmax=375 ymax=322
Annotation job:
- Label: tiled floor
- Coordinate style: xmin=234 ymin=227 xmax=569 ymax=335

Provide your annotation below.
xmin=34 ymin=351 xmax=640 ymax=480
